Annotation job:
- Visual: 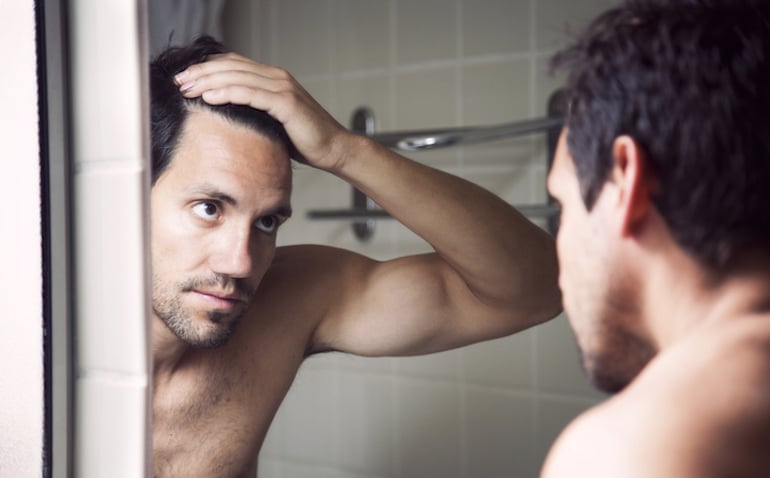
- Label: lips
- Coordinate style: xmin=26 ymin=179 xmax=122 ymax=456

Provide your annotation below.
xmin=191 ymin=289 xmax=247 ymax=308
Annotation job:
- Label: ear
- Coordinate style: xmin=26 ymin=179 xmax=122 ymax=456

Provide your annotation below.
xmin=609 ymin=136 xmax=656 ymax=237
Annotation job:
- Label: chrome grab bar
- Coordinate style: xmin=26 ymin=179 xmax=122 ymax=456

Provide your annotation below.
xmin=372 ymin=116 xmax=564 ymax=151
xmin=307 ymin=204 xmax=559 ymax=221
xmin=305 ymin=89 xmax=568 ymax=239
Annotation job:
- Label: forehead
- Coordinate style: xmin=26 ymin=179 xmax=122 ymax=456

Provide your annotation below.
xmin=161 ymin=109 xmax=292 ymax=190
xmin=547 ymin=129 xmax=577 ymax=197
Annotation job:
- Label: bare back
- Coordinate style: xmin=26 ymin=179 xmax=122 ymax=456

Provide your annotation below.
xmin=543 ymin=313 xmax=770 ymax=478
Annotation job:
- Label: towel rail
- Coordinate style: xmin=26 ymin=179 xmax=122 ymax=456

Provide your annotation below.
xmin=306 ymin=89 xmax=568 ymax=240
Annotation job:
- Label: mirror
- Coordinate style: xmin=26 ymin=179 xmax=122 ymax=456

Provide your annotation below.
xmin=145 ymin=1 xmax=612 ymax=476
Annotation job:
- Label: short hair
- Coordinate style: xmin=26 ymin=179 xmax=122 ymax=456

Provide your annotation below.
xmin=551 ymin=0 xmax=770 ymax=269
xmin=149 ymin=36 xmax=293 ymax=185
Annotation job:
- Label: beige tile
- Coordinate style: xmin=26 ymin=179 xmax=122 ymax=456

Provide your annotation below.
xmin=461 ymin=59 xmax=532 ymax=125
xmin=292 ymin=166 xmax=350 ymax=209
xmin=272 ymin=0 xmax=333 ymax=75
xmin=336 ymin=372 xmax=395 ymax=474
xmin=459 ymin=137 xmax=534 ymax=169
xmin=465 ymin=390 xmax=537 ymax=477
xmin=397 ymin=380 xmax=463 ymax=478
xmin=396 ymin=0 xmax=457 ymax=65
xmin=280 ymin=366 xmax=339 ymax=464
xmin=534 ymin=54 xmax=568 ymax=117
xmin=534 ymin=314 xmax=608 ymax=398
xmin=278 ymin=166 xmax=353 ymax=247
xmin=74 ymin=167 xmax=150 ymax=376
xmin=260 ymin=402 xmax=287 ymax=458
xmin=531 ymin=163 xmax=551 ymax=204
xmin=318 ymin=218 xmax=398 ymax=260
xmin=395 ymin=348 xmax=462 ymax=381
xmin=75 ymin=376 xmax=149 ymax=478
xmin=395 ymin=67 xmax=458 ymax=131
xmin=535 ymin=0 xmax=619 ymax=51
xmin=222 ymin=0 xmax=269 ymax=60
xmin=297 ymin=78 xmax=334 ymax=115
xmin=463 ymin=330 xmax=533 ymax=389
xmin=281 ymin=463 xmax=348 ymax=478
xmin=334 ymin=0 xmax=392 ymax=72
xmin=461 ymin=164 xmax=533 ymax=205
xmin=335 ymin=75 xmax=393 ymax=131
xmin=302 ymin=351 xmax=341 ymax=371
xmin=337 ymin=353 xmax=395 ymax=374
xmin=256 ymin=459 xmax=282 ymax=477
xmin=391 ymin=221 xmax=434 ymax=258
xmin=461 ymin=0 xmax=530 ymax=56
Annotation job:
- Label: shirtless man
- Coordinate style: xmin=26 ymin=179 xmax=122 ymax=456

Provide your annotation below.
xmin=149 ymin=37 xmax=560 ymax=477
xmin=542 ymin=1 xmax=770 ymax=476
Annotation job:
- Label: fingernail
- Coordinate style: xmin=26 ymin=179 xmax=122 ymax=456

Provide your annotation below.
xmin=179 ymin=80 xmax=196 ymax=93
xmin=173 ymin=70 xmax=190 ymax=85
xmin=201 ymin=89 xmax=220 ymax=100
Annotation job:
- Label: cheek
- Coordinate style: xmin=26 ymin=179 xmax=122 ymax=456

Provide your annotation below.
xmin=554 ymin=213 xmax=594 ymax=316
xmin=251 ymin=237 xmax=277 ymax=270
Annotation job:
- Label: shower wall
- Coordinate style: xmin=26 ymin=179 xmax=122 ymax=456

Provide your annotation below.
xmin=222 ymin=1 xmax=615 ymax=477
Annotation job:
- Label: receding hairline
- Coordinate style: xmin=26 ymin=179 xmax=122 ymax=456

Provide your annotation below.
xmin=153 ymin=105 xmax=293 ymax=188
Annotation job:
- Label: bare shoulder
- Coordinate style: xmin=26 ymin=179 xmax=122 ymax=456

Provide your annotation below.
xmin=543 ymin=317 xmax=770 ymax=478
xmin=264 ymin=244 xmax=379 ymax=294
xmin=247 ymin=244 xmax=378 ymax=323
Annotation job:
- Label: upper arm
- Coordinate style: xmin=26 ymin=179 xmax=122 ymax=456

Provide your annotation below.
xmin=294 ymin=244 xmax=550 ymax=357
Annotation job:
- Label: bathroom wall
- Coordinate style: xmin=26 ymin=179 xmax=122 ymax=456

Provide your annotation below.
xmin=69 ymin=1 xmax=152 ymax=476
xmin=222 ymin=1 xmax=615 ymax=476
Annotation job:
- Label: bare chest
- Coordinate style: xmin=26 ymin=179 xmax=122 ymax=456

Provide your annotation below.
xmin=152 ymin=349 xmax=302 ymax=477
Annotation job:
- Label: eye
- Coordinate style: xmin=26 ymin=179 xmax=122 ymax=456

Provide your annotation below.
xmin=192 ymin=201 xmax=220 ymax=221
xmin=255 ymin=215 xmax=279 ymax=233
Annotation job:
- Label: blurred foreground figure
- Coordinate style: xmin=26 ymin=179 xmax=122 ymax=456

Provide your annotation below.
xmin=543 ymin=1 xmax=770 ymax=476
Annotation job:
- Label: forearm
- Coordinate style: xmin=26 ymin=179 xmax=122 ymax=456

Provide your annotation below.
xmin=174 ymin=53 xmax=561 ymax=324
xmin=325 ymin=132 xmax=561 ymax=315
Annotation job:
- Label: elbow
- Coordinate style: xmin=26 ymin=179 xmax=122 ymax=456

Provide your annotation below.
xmin=510 ymin=235 xmax=562 ymax=327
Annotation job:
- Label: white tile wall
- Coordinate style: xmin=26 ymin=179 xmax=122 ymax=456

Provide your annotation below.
xmin=222 ymin=1 xmax=616 ymax=476
xmin=69 ymin=0 xmax=151 ymax=476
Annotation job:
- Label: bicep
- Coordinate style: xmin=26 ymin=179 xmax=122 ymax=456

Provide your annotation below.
xmin=310 ymin=251 xmax=532 ymax=356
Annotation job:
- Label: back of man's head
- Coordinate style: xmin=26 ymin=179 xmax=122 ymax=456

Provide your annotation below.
xmin=149 ymin=36 xmax=293 ymax=184
xmin=552 ymin=0 xmax=770 ymax=270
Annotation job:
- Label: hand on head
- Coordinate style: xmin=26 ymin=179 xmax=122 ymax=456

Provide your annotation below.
xmin=174 ymin=53 xmax=351 ymax=171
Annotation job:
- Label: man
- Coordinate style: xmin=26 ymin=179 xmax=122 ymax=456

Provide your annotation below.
xmin=542 ymin=0 xmax=770 ymax=476
xmin=149 ymin=37 xmax=560 ymax=477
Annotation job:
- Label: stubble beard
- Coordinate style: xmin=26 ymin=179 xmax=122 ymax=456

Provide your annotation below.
xmin=578 ymin=324 xmax=655 ymax=394
xmin=575 ymin=291 xmax=656 ymax=394
xmin=152 ymin=274 xmax=253 ymax=348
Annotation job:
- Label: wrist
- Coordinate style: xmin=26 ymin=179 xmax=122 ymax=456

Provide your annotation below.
xmin=323 ymin=131 xmax=377 ymax=178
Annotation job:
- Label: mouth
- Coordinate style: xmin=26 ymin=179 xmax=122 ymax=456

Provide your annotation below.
xmin=191 ymin=289 xmax=247 ymax=309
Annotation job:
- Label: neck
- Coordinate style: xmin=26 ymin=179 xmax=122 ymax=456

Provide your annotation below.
xmin=645 ymin=248 xmax=770 ymax=348
xmin=151 ymin=314 xmax=190 ymax=380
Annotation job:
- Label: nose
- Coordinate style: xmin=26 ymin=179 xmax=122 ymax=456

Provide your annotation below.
xmin=209 ymin=225 xmax=254 ymax=279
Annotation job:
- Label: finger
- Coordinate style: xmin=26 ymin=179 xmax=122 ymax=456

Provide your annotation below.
xmin=175 ymin=57 xmax=289 ymax=86
xmin=178 ymin=69 xmax=291 ymax=99
xmin=199 ymin=85 xmax=293 ymax=123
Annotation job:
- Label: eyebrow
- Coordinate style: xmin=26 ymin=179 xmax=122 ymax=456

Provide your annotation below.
xmin=189 ymin=184 xmax=293 ymax=219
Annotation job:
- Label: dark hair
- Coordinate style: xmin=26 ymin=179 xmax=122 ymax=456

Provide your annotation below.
xmin=551 ymin=0 xmax=770 ymax=269
xmin=149 ymin=36 xmax=293 ymax=184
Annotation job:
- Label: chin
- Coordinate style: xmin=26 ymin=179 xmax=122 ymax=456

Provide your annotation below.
xmin=160 ymin=308 xmax=242 ymax=349
xmin=580 ymin=335 xmax=656 ymax=395
xmin=185 ymin=329 xmax=233 ymax=349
